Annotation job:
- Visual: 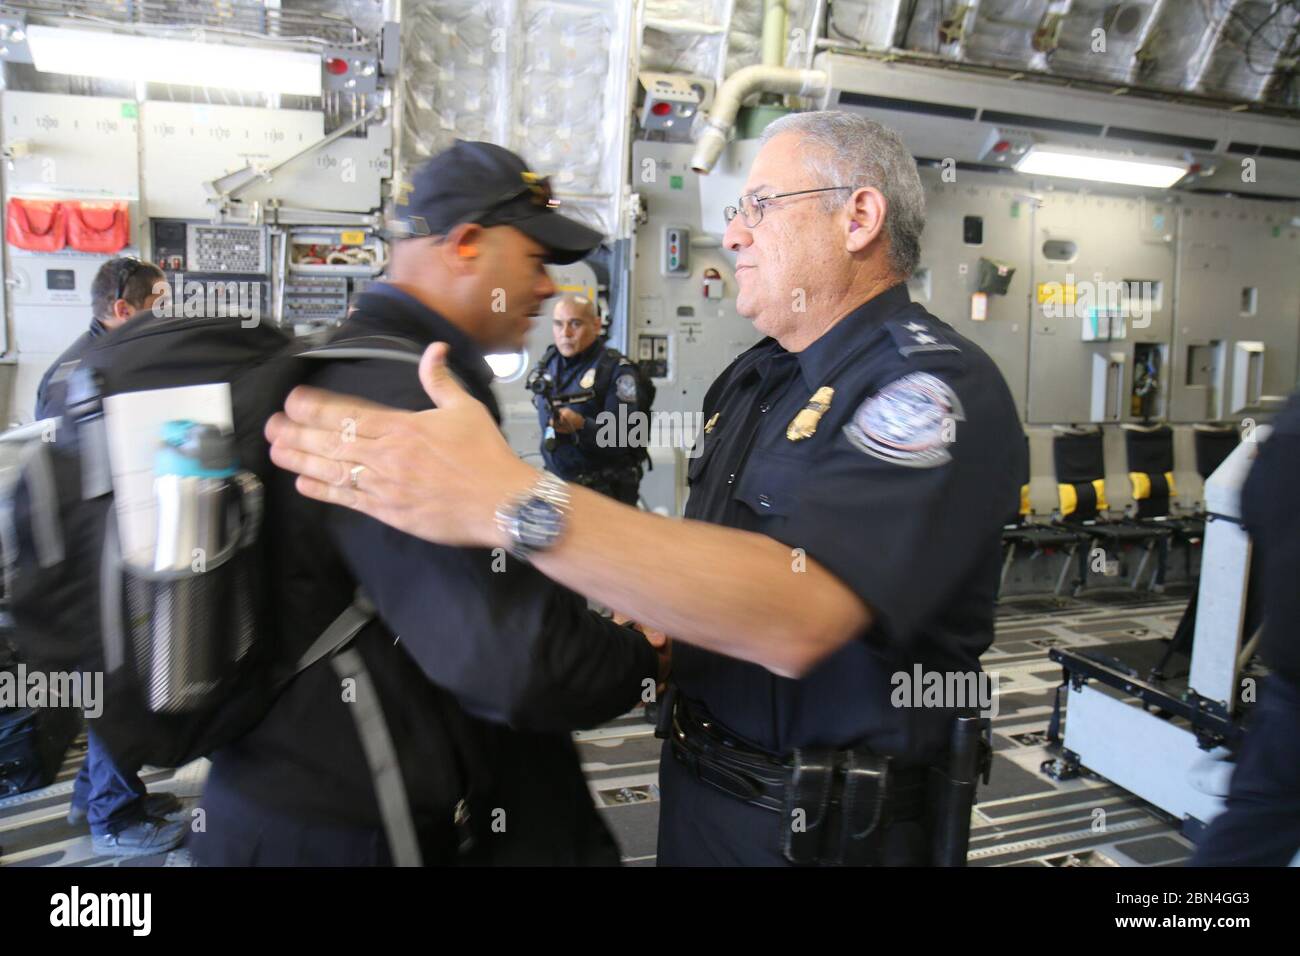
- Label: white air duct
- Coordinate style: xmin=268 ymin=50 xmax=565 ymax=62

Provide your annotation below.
xmin=690 ymin=64 xmax=828 ymax=173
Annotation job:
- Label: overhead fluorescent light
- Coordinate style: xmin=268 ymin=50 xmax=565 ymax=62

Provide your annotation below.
xmin=25 ymin=25 xmax=321 ymax=97
xmin=1015 ymin=144 xmax=1188 ymax=188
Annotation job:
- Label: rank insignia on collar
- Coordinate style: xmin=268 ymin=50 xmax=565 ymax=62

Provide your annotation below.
xmin=887 ymin=315 xmax=960 ymax=357
xmin=704 ymin=412 xmax=720 ymax=434
xmin=580 ymin=368 xmax=596 ymax=389
xmin=786 ymin=386 xmax=835 ymax=442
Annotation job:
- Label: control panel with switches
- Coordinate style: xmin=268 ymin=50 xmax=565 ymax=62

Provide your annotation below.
xmin=186 ymin=224 xmax=268 ymax=274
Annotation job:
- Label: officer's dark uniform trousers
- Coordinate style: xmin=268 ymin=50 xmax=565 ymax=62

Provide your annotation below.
xmin=658 ymin=283 xmax=1024 ymax=866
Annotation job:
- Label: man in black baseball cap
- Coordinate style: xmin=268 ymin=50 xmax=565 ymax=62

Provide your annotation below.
xmin=365 ymin=139 xmax=606 ymax=356
xmin=393 ymin=139 xmax=603 ymax=265
xmin=193 ymin=143 xmax=662 ymax=866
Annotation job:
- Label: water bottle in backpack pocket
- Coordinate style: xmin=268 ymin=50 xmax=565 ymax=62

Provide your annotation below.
xmin=119 ymin=420 xmax=262 ymax=714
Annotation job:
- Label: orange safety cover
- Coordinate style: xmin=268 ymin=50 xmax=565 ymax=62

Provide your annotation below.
xmin=5 ymin=197 xmax=67 ymax=252
xmin=67 ymin=200 xmax=130 ymax=253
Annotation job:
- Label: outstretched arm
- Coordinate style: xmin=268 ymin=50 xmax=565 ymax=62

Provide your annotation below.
xmin=266 ymin=344 xmax=870 ymax=678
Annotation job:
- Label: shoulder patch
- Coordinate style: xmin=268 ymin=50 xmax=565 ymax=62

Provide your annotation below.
xmin=615 ymin=372 xmax=638 ymax=402
xmin=843 ymin=372 xmax=964 ymax=468
xmin=886 ymin=317 xmax=960 ymax=358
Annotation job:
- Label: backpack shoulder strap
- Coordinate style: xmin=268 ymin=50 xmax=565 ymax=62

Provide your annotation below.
xmin=290 ymin=593 xmax=376 ymax=677
xmin=285 ymin=592 xmax=424 ymax=867
xmin=296 ymin=334 xmax=424 ymax=365
xmin=592 ymin=346 xmax=626 ymax=390
xmin=295 ymin=334 xmax=473 ymax=393
xmin=329 ymin=646 xmax=424 ymax=866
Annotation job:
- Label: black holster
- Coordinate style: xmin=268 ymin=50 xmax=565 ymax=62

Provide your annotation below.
xmin=925 ymin=715 xmax=992 ymax=866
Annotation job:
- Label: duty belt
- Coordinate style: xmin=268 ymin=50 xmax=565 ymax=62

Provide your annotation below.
xmin=664 ymin=693 xmax=926 ymax=815
xmin=659 ymin=691 xmax=932 ymax=865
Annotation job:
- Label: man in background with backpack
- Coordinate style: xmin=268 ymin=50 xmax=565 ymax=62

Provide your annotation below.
xmin=33 ymin=255 xmax=185 ymax=857
xmin=35 ymin=256 xmax=165 ymax=421
xmin=530 ymin=295 xmax=653 ymax=505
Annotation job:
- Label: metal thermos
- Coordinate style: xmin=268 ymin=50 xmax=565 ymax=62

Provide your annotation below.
xmin=148 ymin=420 xmax=242 ymax=712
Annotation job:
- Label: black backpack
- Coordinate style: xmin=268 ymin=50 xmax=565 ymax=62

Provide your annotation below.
xmin=0 ymin=637 xmax=82 ymax=796
xmin=0 ymin=310 xmax=421 ymax=773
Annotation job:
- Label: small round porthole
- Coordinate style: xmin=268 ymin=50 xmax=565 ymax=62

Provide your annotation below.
xmin=1042 ymin=239 xmax=1078 ymax=262
xmin=486 ymin=349 xmax=529 ymax=383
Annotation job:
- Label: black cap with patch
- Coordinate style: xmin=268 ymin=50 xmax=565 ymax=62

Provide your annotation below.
xmin=394 ymin=140 xmax=604 ymax=265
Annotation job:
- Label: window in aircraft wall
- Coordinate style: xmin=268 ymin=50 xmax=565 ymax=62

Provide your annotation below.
xmin=1042 ymin=239 xmax=1078 ymax=261
xmin=1240 ymin=287 xmax=1258 ymax=316
xmin=487 ymin=349 xmax=529 ymax=383
xmin=962 ymin=215 xmax=984 ymax=245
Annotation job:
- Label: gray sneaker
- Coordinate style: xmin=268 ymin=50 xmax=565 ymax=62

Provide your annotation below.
xmin=68 ymin=792 xmax=183 ymax=827
xmin=91 ymin=817 xmax=187 ymax=858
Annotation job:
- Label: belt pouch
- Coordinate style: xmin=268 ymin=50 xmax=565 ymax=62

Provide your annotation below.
xmin=781 ymin=748 xmax=836 ymax=865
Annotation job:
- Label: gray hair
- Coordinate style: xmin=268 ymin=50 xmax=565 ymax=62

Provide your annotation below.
xmin=760 ymin=110 xmax=926 ymax=278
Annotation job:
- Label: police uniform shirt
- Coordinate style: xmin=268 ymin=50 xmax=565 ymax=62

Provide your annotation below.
xmin=676 ymin=281 xmax=1024 ymax=759
xmin=198 ymin=284 xmax=657 ymax=865
xmin=535 ymin=338 xmax=648 ymax=480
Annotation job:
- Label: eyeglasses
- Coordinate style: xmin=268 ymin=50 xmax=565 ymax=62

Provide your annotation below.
xmin=723 ymin=186 xmax=856 ymax=228
xmin=114 ymin=256 xmax=145 ymax=304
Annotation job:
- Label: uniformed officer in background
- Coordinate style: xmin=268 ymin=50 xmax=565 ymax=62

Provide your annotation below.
xmin=266 ymin=110 xmax=1026 ymax=866
xmin=1191 ymin=387 xmax=1300 ymax=867
xmin=530 ymin=294 xmax=652 ymax=504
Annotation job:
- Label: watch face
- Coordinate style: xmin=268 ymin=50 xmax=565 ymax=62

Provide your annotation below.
xmin=516 ymin=496 xmax=564 ymax=551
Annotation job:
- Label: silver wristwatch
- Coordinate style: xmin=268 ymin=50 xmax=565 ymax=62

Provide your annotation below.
xmin=494 ymin=472 xmax=571 ymax=561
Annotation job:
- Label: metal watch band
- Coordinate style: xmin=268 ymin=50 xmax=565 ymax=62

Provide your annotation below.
xmin=494 ymin=471 xmax=571 ymax=561
xmin=529 ymin=471 xmax=571 ymax=510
